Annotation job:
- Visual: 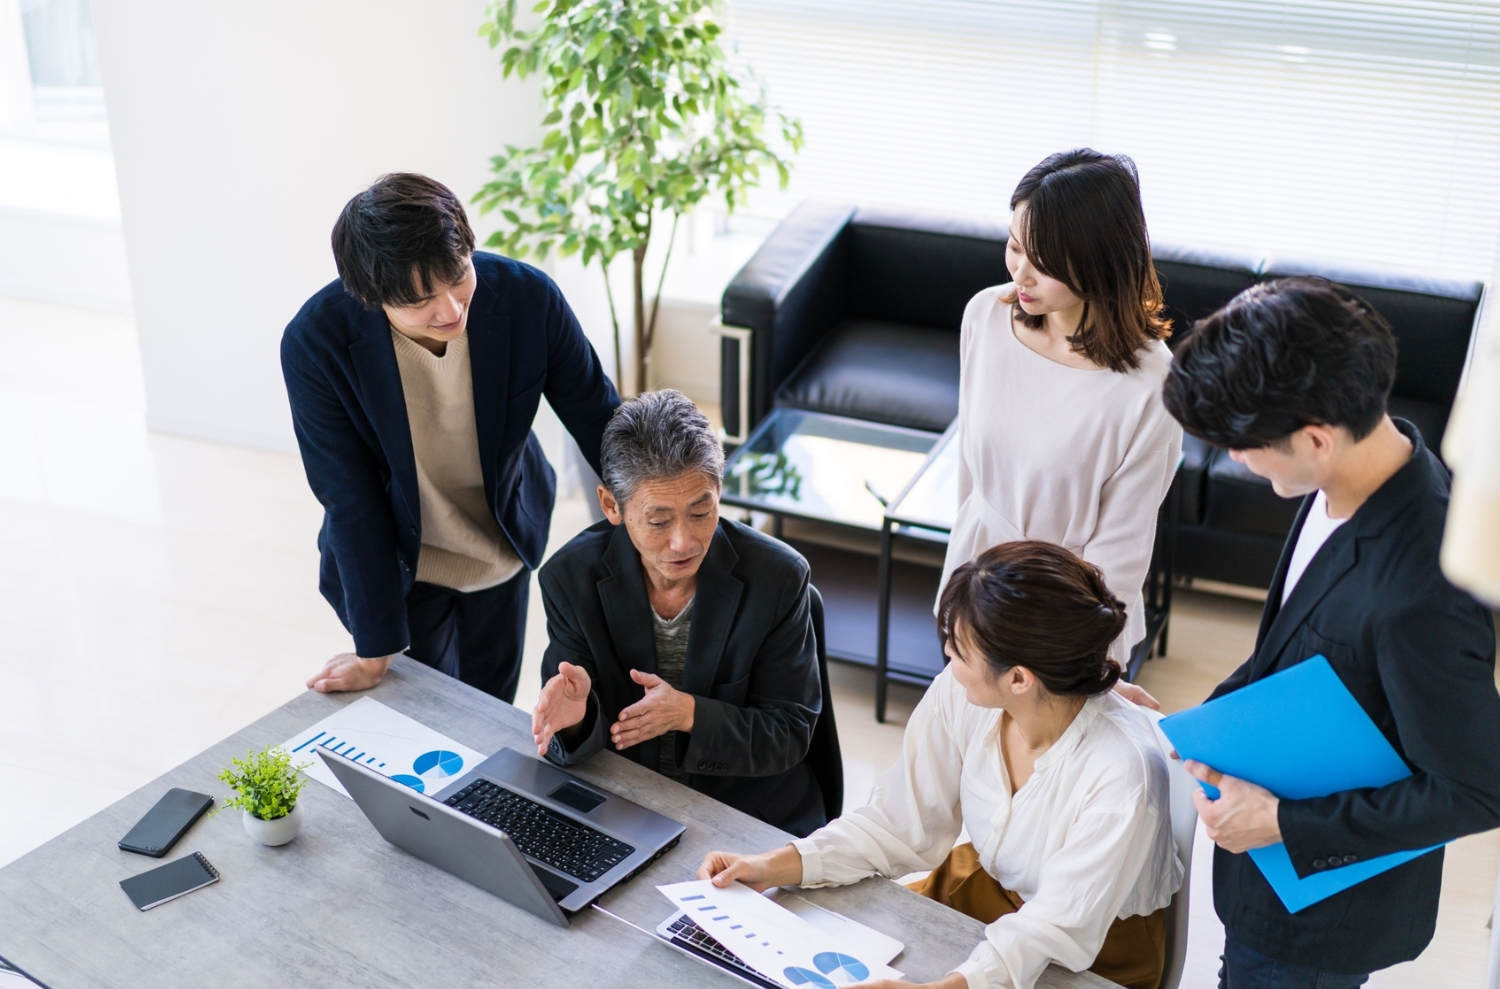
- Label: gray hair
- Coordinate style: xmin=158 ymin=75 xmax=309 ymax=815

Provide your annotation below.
xmin=600 ymin=389 xmax=725 ymax=505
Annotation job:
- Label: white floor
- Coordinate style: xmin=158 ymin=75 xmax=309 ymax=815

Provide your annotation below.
xmin=1 ymin=296 xmax=1494 ymax=988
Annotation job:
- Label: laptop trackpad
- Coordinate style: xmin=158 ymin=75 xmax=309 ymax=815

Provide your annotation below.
xmin=530 ymin=863 xmax=579 ymax=902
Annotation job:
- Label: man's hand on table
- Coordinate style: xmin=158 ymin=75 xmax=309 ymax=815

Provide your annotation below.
xmin=1186 ymin=760 xmax=1282 ymax=853
xmin=610 ymin=669 xmax=695 ymax=750
xmin=308 ymin=653 xmax=391 ymax=693
xmin=533 ymin=662 xmax=593 ymax=755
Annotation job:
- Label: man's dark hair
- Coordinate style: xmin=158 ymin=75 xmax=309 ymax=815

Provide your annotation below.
xmin=1162 ymin=277 xmax=1398 ymax=449
xmin=331 ymin=173 xmax=476 ymax=309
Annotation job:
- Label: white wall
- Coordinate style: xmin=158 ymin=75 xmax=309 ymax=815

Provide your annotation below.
xmin=91 ymin=0 xmax=545 ymax=451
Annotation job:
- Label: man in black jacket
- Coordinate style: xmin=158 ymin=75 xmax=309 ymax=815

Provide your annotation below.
xmin=1162 ymin=277 xmax=1500 ymax=987
xmin=530 ymin=390 xmax=827 ymax=837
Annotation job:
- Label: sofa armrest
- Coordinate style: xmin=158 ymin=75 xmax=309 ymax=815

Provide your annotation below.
xmin=722 ymin=202 xmax=858 ymax=428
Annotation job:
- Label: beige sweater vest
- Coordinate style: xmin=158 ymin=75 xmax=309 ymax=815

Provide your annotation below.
xmin=391 ymin=328 xmax=522 ymax=592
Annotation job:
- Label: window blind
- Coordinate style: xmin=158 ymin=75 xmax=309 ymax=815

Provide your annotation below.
xmin=723 ymin=0 xmax=1500 ymax=280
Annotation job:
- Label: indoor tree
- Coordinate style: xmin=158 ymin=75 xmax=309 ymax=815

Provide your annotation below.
xmin=475 ymin=0 xmax=801 ymax=394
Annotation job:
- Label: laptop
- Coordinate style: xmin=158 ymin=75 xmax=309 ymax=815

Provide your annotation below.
xmin=319 ymin=747 xmax=685 ymax=926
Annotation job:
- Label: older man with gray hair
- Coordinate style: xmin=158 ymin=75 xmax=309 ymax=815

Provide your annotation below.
xmin=532 ymin=390 xmax=827 ymax=836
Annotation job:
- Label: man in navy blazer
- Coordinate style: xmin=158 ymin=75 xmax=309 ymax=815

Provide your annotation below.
xmin=1162 ymin=278 xmax=1500 ymax=988
xmin=280 ymin=173 xmax=620 ymax=702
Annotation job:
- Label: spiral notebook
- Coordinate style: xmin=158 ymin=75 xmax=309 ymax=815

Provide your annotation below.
xmin=119 ymin=851 xmax=221 ymax=911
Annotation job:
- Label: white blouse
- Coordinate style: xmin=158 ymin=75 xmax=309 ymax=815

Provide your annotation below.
xmin=792 ymin=668 xmax=1182 ymax=989
xmin=940 ymin=286 xmax=1184 ymax=667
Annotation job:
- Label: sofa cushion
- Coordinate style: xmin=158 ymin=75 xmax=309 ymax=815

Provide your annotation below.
xmin=846 ymin=209 xmax=1010 ymax=331
xmin=1202 ymin=450 xmax=1303 ymax=538
xmin=774 ymin=320 xmax=959 ymax=432
xmin=1387 ymin=398 xmax=1451 ymax=459
xmin=1177 ymin=434 xmax=1214 ymax=525
xmin=1153 ymin=244 xmax=1264 ymax=347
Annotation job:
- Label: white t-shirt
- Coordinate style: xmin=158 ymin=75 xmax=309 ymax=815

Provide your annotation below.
xmin=1281 ymin=491 xmax=1347 ymax=605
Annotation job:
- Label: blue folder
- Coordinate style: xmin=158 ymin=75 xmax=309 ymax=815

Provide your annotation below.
xmin=1159 ymin=656 xmax=1442 ymax=913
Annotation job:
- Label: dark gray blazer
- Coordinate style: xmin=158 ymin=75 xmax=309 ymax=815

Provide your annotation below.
xmin=1209 ymin=419 xmax=1500 ymax=973
xmin=540 ymin=518 xmax=826 ymax=836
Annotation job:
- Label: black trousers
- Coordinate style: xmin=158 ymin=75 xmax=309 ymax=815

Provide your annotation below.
xmin=403 ymin=570 xmax=529 ymax=703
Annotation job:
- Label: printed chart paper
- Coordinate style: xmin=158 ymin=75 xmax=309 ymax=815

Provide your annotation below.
xmin=659 ymin=880 xmax=902 ymax=988
xmin=280 ymin=697 xmax=486 ymax=799
xmin=774 ymin=892 xmax=904 ymax=966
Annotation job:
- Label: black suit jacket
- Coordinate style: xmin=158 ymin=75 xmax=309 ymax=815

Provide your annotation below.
xmin=1210 ymin=419 xmax=1500 ymax=972
xmin=540 ymin=518 xmax=827 ymax=837
xmin=280 ymin=252 xmax=620 ymax=657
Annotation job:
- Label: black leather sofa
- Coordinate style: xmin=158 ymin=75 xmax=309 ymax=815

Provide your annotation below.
xmin=719 ymin=203 xmax=1484 ymax=589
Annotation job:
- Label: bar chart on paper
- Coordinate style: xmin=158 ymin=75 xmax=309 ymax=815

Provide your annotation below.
xmin=281 ymin=697 xmax=486 ymax=799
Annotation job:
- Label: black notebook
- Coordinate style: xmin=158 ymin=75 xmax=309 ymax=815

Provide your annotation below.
xmin=119 ymin=852 xmax=220 ymax=911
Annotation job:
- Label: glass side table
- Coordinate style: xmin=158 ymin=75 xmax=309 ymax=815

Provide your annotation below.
xmin=722 ymin=408 xmax=940 ymax=531
xmin=721 ymin=409 xmax=945 ymax=675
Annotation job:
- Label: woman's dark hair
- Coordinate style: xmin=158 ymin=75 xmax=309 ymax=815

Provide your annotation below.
xmin=331 ymin=173 xmax=476 ymax=309
xmin=938 ymin=541 xmax=1126 ymax=696
xmin=1009 ymin=149 xmax=1171 ymax=372
xmin=1162 ymin=277 xmax=1397 ymax=449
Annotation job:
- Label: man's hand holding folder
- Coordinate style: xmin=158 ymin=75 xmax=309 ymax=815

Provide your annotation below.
xmin=1158 ymin=655 xmax=1444 ymax=913
xmin=1182 ymin=760 xmax=1281 ymax=854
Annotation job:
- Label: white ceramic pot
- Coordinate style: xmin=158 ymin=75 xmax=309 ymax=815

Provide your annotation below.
xmin=242 ymin=801 xmax=302 ymax=846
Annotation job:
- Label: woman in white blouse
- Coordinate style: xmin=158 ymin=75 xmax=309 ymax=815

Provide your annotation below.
xmin=699 ymin=541 xmax=1183 ymax=989
xmin=942 ymin=149 xmax=1183 ymax=672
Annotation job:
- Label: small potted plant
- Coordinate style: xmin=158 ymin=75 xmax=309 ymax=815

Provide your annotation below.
xmin=218 ymin=745 xmax=309 ymax=846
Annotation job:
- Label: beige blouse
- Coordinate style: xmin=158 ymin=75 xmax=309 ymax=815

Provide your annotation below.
xmin=939 ymin=286 xmax=1183 ymax=667
xmin=792 ymin=668 xmax=1183 ymax=989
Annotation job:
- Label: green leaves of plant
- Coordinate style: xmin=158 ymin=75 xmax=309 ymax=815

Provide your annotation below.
xmin=474 ymin=0 xmax=801 ymax=269
xmin=476 ymin=0 xmax=802 ymax=388
xmin=217 ymin=745 xmax=309 ymax=822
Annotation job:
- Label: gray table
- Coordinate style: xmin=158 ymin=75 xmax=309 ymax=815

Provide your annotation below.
xmin=0 ymin=657 xmax=1116 ymax=988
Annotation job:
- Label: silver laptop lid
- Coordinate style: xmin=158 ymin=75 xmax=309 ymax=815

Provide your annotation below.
xmin=318 ymin=749 xmax=571 ymax=927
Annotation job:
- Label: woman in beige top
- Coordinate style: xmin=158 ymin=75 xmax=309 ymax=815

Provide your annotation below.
xmin=939 ymin=149 xmax=1183 ymax=672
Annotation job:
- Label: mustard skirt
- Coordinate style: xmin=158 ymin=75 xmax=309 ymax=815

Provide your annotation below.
xmin=907 ymin=842 xmax=1167 ymax=989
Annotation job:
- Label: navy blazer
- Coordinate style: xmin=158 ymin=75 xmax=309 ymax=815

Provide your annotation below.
xmin=1209 ymin=419 xmax=1500 ymax=972
xmin=540 ymin=518 xmax=827 ymax=837
xmin=280 ymin=252 xmax=620 ymax=658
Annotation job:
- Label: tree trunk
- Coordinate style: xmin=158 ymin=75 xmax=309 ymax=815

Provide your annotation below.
xmin=632 ymin=241 xmax=650 ymax=395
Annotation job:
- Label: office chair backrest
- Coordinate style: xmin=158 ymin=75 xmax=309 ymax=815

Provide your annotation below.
xmin=806 ymin=585 xmax=844 ymax=822
xmin=1145 ymin=709 xmax=1199 ymax=989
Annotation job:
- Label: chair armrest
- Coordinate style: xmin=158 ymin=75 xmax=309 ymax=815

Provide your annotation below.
xmin=721 ymin=201 xmax=857 ymax=427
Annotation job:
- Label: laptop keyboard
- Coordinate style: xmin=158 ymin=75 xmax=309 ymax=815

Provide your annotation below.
xmin=666 ymin=915 xmax=781 ymax=989
xmin=443 ymin=778 xmax=634 ymax=883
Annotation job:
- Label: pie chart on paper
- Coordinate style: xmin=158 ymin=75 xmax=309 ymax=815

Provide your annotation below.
xmin=413 ymin=749 xmax=465 ymax=780
xmin=815 ymin=952 xmax=870 ymax=983
xmin=782 ymin=968 xmax=836 ymax=989
xmin=785 ymin=952 xmax=871 ymax=987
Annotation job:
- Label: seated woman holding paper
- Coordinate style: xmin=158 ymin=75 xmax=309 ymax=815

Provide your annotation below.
xmin=697 ymin=541 xmax=1182 ymax=989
